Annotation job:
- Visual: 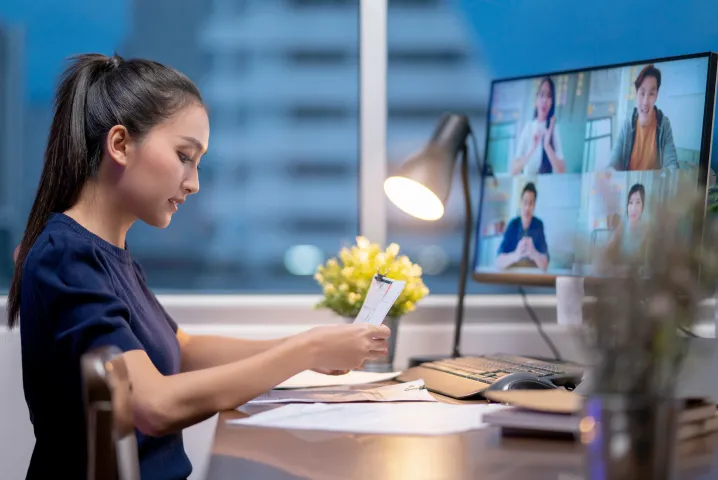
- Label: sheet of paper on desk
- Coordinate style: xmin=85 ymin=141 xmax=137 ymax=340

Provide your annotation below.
xmin=249 ymin=379 xmax=436 ymax=404
xmin=275 ymin=369 xmax=401 ymax=389
xmin=228 ymin=402 xmax=511 ymax=435
xmin=353 ymin=274 xmax=405 ymax=326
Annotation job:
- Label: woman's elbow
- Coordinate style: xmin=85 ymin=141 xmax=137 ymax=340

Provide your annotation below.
xmin=133 ymin=394 xmax=176 ymax=437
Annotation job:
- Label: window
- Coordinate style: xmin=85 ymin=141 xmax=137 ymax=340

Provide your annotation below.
xmin=486 ymin=122 xmax=517 ymax=175
xmin=386 ymin=0 xmax=502 ymax=293
xmin=583 ymin=117 xmax=612 ymax=172
xmin=0 ymin=0 xmax=359 ymax=293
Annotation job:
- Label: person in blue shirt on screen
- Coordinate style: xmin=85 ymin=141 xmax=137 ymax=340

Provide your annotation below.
xmin=495 ymin=182 xmax=549 ymax=271
xmin=6 ymin=53 xmax=390 ymax=480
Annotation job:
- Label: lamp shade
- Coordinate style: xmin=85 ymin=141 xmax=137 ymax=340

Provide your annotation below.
xmin=384 ymin=114 xmax=471 ymax=221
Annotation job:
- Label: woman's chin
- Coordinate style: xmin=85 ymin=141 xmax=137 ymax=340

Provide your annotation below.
xmin=142 ymin=213 xmax=173 ymax=229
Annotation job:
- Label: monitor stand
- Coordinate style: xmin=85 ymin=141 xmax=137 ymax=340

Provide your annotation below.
xmin=557 ymin=276 xmax=718 ymax=401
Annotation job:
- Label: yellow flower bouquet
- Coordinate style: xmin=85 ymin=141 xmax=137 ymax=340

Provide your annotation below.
xmin=314 ymin=236 xmax=429 ymax=318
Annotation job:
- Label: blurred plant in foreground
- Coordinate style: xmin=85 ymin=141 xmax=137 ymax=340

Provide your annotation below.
xmin=581 ymin=181 xmax=718 ymax=397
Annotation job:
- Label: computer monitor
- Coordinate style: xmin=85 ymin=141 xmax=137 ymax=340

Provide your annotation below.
xmin=473 ymin=52 xmax=718 ymax=286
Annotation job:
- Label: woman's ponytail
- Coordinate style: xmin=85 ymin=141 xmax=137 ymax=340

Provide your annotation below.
xmin=7 ymin=55 xmax=123 ymax=327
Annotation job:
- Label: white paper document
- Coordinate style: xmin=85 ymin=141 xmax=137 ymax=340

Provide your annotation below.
xmin=228 ymin=402 xmax=511 ymax=436
xmin=249 ymin=380 xmax=436 ymax=405
xmin=353 ymin=274 xmax=405 ymax=326
xmin=275 ymin=369 xmax=401 ymax=389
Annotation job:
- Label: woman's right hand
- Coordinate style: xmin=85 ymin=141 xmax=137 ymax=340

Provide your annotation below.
xmin=300 ymin=323 xmax=391 ymax=371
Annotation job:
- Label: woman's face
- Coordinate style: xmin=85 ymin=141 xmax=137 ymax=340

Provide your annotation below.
xmin=116 ymin=103 xmax=210 ymax=228
xmin=535 ymin=81 xmax=553 ymax=121
xmin=636 ymin=75 xmax=658 ymax=121
xmin=627 ymin=191 xmax=644 ymax=224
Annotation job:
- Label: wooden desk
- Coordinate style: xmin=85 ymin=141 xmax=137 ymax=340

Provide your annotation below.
xmin=206 ymin=394 xmax=718 ymax=480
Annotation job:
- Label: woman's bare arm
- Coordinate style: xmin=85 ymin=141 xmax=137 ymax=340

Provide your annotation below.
xmin=122 ymin=324 xmax=389 ymax=437
xmin=176 ymin=328 xmax=289 ymax=371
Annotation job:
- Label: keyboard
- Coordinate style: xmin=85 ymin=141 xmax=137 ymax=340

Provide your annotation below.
xmin=397 ymin=354 xmax=584 ymax=400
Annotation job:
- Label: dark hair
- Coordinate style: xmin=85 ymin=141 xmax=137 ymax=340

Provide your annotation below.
xmin=6 ymin=53 xmax=203 ymax=328
xmin=522 ymin=182 xmax=538 ymax=200
xmin=635 ymin=64 xmax=661 ymax=91
xmin=627 ymin=183 xmax=645 ymax=208
xmin=533 ymin=77 xmax=556 ymax=174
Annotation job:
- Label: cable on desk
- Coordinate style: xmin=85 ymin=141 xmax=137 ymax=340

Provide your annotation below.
xmin=518 ymin=286 xmax=562 ymax=361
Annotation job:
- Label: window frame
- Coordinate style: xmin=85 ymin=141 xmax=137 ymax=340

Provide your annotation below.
xmin=583 ymin=116 xmax=613 ymax=173
xmin=0 ymin=0 xmax=558 ymax=330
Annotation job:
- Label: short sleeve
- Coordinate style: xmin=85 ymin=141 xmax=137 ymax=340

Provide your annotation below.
xmin=24 ymin=239 xmax=145 ymax=358
xmin=132 ymin=258 xmax=179 ymax=334
xmin=157 ymin=301 xmax=179 ymax=334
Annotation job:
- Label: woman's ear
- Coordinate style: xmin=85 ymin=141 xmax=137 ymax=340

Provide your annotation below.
xmin=105 ymin=125 xmax=131 ymax=167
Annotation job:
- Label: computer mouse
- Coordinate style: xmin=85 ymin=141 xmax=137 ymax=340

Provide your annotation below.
xmin=485 ymin=372 xmax=558 ymax=392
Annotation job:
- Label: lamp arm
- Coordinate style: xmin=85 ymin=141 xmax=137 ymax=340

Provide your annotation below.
xmin=452 ymin=143 xmax=472 ymax=358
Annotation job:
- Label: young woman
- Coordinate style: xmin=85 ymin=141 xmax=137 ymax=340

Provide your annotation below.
xmin=606 ymin=183 xmax=649 ymax=260
xmin=511 ymin=77 xmax=566 ymax=175
xmin=6 ymin=53 xmax=390 ymax=480
xmin=609 ymin=64 xmax=678 ymax=171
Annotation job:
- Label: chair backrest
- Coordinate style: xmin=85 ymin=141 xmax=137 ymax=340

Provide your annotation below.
xmin=81 ymin=345 xmax=140 ymax=480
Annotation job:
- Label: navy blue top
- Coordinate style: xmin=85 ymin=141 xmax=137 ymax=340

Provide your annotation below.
xmin=497 ymin=216 xmax=549 ymax=263
xmin=20 ymin=213 xmax=191 ymax=480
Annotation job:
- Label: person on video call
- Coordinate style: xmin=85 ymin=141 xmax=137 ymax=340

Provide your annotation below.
xmin=609 ymin=64 xmax=678 ymax=171
xmin=495 ymin=182 xmax=549 ymax=271
xmin=511 ymin=77 xmax=566 ymax=175
xmin=606 ymin=183 xmax=649 ymax=260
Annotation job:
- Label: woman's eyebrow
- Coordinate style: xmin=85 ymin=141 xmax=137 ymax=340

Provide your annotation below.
xmin=179 ymin=136 xmax=208 ymax=154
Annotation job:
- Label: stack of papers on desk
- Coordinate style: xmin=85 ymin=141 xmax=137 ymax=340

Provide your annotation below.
xmin=249 ymin=380 xmax=436 ymax=405
xmin=228 ymin=402 xmax=511 ymax=436
xmin=275 ymin=370 xmax=401 ymax=389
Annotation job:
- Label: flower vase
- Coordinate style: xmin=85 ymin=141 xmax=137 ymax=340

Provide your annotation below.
xmin=581 ymin=394 xmax=679 ymax=480
xmin=343 ymin=315 xmax=400 ymax=373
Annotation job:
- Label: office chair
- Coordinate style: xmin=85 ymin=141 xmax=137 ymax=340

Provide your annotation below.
xmin=81 ymin=345 xmax=140 ymax=480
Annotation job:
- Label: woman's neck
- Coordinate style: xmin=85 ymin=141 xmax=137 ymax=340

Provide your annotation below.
xmin=628 ymin=218 xmax=641 ymax=229
xmin=63 ymin=181 xmax=135 ymax=249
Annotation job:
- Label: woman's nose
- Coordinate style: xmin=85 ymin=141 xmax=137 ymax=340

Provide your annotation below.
xmin=183 ymin=174 xmax=200 ymax=195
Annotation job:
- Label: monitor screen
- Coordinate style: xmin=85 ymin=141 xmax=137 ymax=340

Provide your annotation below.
xmin=473 ymin=53 xmax=717 ymax=285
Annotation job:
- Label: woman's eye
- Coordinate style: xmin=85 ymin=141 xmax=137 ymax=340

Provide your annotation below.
xmin=178 ymin=152 xmax=191 ymax=163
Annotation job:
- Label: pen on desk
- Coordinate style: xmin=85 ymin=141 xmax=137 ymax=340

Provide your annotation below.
xmin=404 ymin=384 xmax=427 ymax=391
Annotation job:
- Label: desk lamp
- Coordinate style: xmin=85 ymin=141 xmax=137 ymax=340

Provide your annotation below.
xmin=384 ymin=113 xmax=479 ymax=363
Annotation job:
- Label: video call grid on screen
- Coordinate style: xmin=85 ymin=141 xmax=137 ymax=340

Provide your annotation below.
xmin=473 ymin=52 xmax=718 ymax=285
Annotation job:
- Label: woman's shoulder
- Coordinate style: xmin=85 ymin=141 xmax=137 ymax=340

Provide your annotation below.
xmin=24 ymin=215 xmax=116 ymax=285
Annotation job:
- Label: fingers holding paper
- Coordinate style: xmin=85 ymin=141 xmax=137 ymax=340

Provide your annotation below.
xmin=367 ymin=324 xmax=391 ymax=339
xmin=301 ymin=324 xmax=391 ymax=371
